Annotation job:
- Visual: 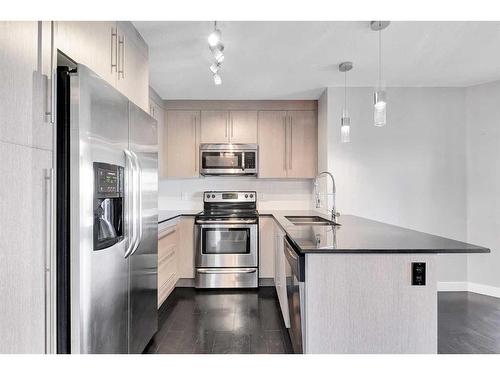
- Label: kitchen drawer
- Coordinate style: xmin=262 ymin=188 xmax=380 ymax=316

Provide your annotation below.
xmin=158 ymin=272 xmax=177 ymax=308
xmin=158 ymin=222 xmax=179 ymax=258
xmin=158 ymin=247 xmax=176 ymax=287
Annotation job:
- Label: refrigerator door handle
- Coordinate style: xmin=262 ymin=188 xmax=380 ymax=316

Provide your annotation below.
xmin=124 ymin=149 xmax=137 ymax=258
xmin=130 ymin=150 xmax=142 ymax=256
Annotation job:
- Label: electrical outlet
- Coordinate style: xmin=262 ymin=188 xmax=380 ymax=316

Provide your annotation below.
xmin=181 ymin=192 xmax=189 ymax=201
xmin=411 ymin=262 xmax=426 ymax=286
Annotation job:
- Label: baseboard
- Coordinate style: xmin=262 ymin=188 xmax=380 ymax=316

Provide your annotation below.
xmin=438 ymin=281 xmax=500 ymax=299
xmin=468 ymin=282 xmax=500 ymax=299
xmin=437 ymin=281 xmax=469 ymax=292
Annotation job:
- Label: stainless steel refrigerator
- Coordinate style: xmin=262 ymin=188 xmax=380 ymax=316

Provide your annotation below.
xmin=56 ymin=64 xmax=158 ymax=354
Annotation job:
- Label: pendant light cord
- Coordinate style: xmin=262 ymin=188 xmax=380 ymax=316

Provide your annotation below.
xmin=344 ymin=70 xmax=347 ymax=110
xmin=378 ymin=28 xmax=382 ymax=88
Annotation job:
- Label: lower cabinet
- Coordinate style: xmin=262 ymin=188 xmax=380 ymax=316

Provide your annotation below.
xmin=157 ymin=220 xmax=179 ymax=308
xmin=177 ymin=217 xmax=195 ymax=278
xmin=157 ymin=217 xmax=196 ymax=307
xmin=273 ymin=222 xmax=290 ymax=328
xmin=259 ymin=217 xmax=275 ymax=279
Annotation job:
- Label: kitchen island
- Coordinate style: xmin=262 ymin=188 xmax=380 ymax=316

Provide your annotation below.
xmin=261 ymin=211 xmax=489 ymax=354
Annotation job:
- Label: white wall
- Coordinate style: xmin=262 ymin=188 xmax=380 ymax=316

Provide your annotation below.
xmin=466 ymin=80 xmax=500 ymax=292
xmin=159 ymin=178 xmax=314 ymax=211
xmin=320 ymin=87 xmax=468 ymax=282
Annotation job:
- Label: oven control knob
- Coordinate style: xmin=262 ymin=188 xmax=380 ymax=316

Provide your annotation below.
xmin=245 ymin=194 xmax=248 ymax=198
xmin=212 ymin=194 xmax=215 ymax=198
xmin=250 ymin=194 xmax=254 ymax=198
xmin=206 ymin=194 xmax=210 ymax=199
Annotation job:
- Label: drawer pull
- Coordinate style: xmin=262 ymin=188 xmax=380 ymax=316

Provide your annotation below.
xmin=159 ymin=226 xmax=177 ymax=239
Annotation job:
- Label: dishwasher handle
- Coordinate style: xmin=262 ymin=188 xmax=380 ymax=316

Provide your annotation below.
xmin=284 ymin=236 xmax=305 ymax=282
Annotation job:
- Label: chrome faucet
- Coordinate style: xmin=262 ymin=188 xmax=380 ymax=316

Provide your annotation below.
xmin=314 ymin=171 xmax=340 ymax=224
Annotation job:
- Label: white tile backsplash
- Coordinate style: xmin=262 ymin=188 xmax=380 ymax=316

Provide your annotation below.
xmin=158 ymin=177 xmax=315 ymax=211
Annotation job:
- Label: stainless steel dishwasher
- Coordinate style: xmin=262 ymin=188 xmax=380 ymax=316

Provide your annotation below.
xmin=284 ymin=236 xmax=306 ymax=354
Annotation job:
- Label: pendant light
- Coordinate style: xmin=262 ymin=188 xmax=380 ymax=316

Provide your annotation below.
xmin=208 ymin=21 xmax=224 ymax=85
xmin=370 ymin=21 xmax=390 ymax=127
xmin=339 ymin=61 xmax=353 ymax=143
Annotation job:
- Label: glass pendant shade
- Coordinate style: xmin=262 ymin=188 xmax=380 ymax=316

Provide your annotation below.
xmin=374 ymin=89 xmax=386 ymax=127
xmin=208 ymin=29 xmax=221 ymax=47
xmin=340 ymin=110 xmax=351 ymax=143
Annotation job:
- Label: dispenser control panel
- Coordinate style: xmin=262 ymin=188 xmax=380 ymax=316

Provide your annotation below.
xmin=94 ymin=162 xmax=123 ymax=197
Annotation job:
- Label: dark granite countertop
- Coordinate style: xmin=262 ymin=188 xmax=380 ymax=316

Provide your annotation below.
xmin=260 ymin=210 xmax=490 ymax=255
xmin=158 ymin=210 xmax=201 ymax=224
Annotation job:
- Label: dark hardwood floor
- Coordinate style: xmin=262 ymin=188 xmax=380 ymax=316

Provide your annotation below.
xmin=438 ymin=291 xmax=500 ymax=354
xmin=144 ymin=287 xmax=293 ymax=354
xmin=144 ymin=288 xmax=500 ymax=354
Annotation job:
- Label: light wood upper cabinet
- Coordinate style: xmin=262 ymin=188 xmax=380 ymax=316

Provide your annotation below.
xmin=287 ymin=110 xmax=317 ymax=178
xmin=115 ymin=22 xmax=149 ymax=112
xmin=258 ymin=111 xmax=287 ymax=178
xmin=56 ymin=21 xmax=116 ymax=87
xmin=258 ymin=110 xmax=317 ymax=178
xmin=165 ymin=110 xmax=200 ymax=178
xmin=56 ymin=21 xmax=149 ymax=112
xmin=149 ymin=95 xmax=165 ymax=178
xmin=229 ymin=111 xmax=258 ymax=143
xmin=200 ymin=110 xmax=229 ymax=143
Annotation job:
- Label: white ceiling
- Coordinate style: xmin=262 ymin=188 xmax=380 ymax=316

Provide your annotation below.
xmin=133 ymin=21 xmax=500 ymax=100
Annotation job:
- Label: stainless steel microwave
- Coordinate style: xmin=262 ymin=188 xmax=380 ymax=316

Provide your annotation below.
xmin=199 ymin=144 xmax=258 ymax=176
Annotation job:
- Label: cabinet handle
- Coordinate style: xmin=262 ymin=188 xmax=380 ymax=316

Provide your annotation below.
xmin=225 ymin=113 xmax=228 ymax=139
xmin=118 ymin=35 xmax=125 ymax=79
xmin=44 ymin=21 xmax=56 ymax=124
xmin=111 ymin=27 xmax=117 ymax=73
xmin=289 ymin=116 xmax=293 ymax=170
xmin=193 ymin=115 xmax=197 ymax=173
xmin=231 ymin=113 xmax=234 ymax=138
xmin=158 ymin=226 xmax=177 ymax=240
xmin=283 ymin=116 xmax=287 ymax=171
xmin=44 ymin=168 xmax=55 ymax=353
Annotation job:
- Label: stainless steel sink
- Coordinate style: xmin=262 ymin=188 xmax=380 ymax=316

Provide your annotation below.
xmin=285 ymin=216 xmax=337 ymax=225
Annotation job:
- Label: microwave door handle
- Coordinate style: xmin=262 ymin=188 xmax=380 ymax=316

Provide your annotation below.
xmin=242 ymin=152 xmax=245 ymax=171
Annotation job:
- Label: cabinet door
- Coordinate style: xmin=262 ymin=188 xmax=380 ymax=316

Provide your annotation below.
xmin=287 ymin=110 xmax=317 ymax=178
xmin=165 ymin=110 xmax=200 ymax=178
xmin=257 ymin=111 xmax=287 ymax=178
xmin=0 ymin=21 xmax=52 ymax=150
xmin=56 ymin=21 xmax=116 ymax=87
xmin=116 ymin=22 xmax=149 ymax=112
xmin=158 ymin=221 xmax=179 ymax=308
xmin=200 ymin=110 xmax=229 ymax=143
xmin=0 ymin=143 xmax=52 ymax=353
xmin=229 ymin=111 xmax=258 ymax=143
xmin=178 ymin=217 xmax=195 ymax=278
xmin=273 ymin=223 xmax=290 ymax=328
xmin=259 ymin=217 xmax=275 ymax=278
xmin=150 ymin=99 xmax=166 ymax=178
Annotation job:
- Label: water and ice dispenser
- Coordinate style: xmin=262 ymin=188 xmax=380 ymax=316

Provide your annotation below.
xmin=93 ymin=162 xmax=124 ymax=250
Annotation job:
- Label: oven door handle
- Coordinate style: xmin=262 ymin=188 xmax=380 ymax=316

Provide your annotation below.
xmin=196 ymin=219 xmax=257 ymax=225
xmin=196 ymin=268 xmax=257 ymax=274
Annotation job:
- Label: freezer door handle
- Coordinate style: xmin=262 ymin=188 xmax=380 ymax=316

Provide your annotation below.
xmin=130 ymin=150 xmax=142 ymax=256
xmin=124 ymin=149 xmax=137 ymax=258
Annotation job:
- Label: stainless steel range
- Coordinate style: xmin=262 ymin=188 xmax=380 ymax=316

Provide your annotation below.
xmin=195 ymin=191 xmax=259 ymax=288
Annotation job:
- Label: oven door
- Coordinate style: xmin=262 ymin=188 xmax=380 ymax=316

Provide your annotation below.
xmin=195 ymin=222 xmax=258 ymax=268
xmin=200 ymin=150 xmax=244 ymax=175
